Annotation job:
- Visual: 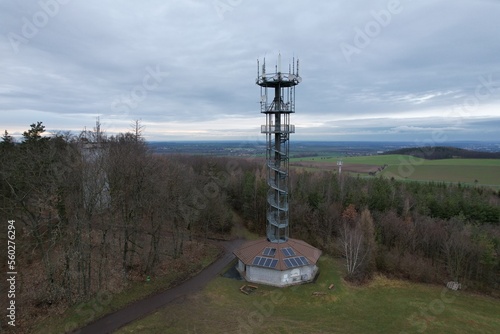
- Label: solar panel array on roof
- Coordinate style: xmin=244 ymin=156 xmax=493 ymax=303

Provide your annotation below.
xmin=262 ymin=247 xmax=276 ymax=257
xmin=283 ymin=256 xmax=309 ymax=268
xmin=252 ymin=256 xmax=279 ymax=268
xmin=281 ymin=247 xmax=296 ymax=257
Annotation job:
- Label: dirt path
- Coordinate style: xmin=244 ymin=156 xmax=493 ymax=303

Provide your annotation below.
xmin=72 ymin=238 xmax=245 ymax=334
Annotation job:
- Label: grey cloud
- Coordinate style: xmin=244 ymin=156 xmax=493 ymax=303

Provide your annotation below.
xmin=1 ymin=0 xmax=499 ymax=141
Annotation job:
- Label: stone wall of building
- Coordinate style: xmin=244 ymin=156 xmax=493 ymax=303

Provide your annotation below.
xmin=245 ymin=264 xmax=318 ymax=287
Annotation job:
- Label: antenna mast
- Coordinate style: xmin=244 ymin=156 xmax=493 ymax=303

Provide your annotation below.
xmin=256 ymin=55 xmax=301 ymax=243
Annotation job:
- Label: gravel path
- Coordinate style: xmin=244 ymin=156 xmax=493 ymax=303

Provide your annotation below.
xmin=72 ymin=238 xmax=245 ymax=334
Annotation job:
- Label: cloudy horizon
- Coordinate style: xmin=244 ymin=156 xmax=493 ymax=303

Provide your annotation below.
xmin=1 ymin=0 xmax=500 ymax=143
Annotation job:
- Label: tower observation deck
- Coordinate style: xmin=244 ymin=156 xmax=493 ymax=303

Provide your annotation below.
xmin=257 ymin=56 xmax=301 ymax=243
xmin=233 ymin=56 xmax=320 ymax=287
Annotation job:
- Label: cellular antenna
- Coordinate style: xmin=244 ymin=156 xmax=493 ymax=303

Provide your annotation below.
xmin=234 ymin=54 xmax=321 ymax=287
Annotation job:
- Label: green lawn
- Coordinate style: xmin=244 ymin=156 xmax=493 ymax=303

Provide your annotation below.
xmin=118 ymin=257 xmax=500 ymax=334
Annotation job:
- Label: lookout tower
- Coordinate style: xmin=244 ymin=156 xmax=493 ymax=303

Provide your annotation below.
xmin=258 ymin=55 xmax=298 ymax=243
xmin=234 ymin=55 xmax=321 ymax=287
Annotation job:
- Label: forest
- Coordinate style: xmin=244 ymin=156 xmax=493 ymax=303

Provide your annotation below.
xmin=1 ymin=122 xmax=499 ymax=330
xmin=384 ymin=146 xmax=500 ymax=159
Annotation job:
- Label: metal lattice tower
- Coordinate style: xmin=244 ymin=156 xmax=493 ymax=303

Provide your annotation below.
xmin=257 ymin=55 xmax=301 ymax=243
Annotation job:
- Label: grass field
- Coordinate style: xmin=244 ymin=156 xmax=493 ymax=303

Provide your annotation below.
xmin=118 ymin=256 xmax=500 ymax=334
xmin=382 ymin=165 xmax=500 ymax=185
xmin=291 ymin=155 xmax=500 ymax=187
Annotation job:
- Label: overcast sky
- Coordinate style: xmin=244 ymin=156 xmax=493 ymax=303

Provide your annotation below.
xmin=1 ymin=0 xmax=500 ymax=142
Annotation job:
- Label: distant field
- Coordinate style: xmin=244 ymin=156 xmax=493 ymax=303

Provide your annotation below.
xmin=291 ymin=154 xmax=409 ymax=165
xmin=291 ymin=154 xmax=500 ymax=187
xmin=118 ymin=256 xmax=500 ymax=334
xmin=382 ymin=165 xmax=500 ymax=185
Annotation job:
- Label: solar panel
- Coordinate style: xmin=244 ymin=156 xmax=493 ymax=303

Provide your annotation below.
xmin=254 ymin=254 xmax=304 ymax=269
xmin=253 ymin=256 xmax=279 ymax=268
xmin=283 ymin=256 xmax=309 ymax=268
xmin=281 ymin=247 xmax=296 ymax=257
xmin=263 ymin=247 xmax=276 ymax=257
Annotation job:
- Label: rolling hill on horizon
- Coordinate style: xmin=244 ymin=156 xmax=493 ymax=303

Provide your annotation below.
xmin=383 ymin=146 xmax=500 ymax=160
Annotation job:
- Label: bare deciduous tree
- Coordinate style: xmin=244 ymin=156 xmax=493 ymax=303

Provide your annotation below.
xmin=339 ymin=205 xmax=376 ymax=281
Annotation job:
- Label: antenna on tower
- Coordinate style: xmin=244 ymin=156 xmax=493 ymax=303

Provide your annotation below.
xmin=256 ymin=53 xmax=302 ymax=243
xmin=233 ymin=54 xmax=322 ymax=288
xmin=95 ymin=116 xmax=101 ymax=143
xmin=337 ymin=160 xmax=343 ymax=176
